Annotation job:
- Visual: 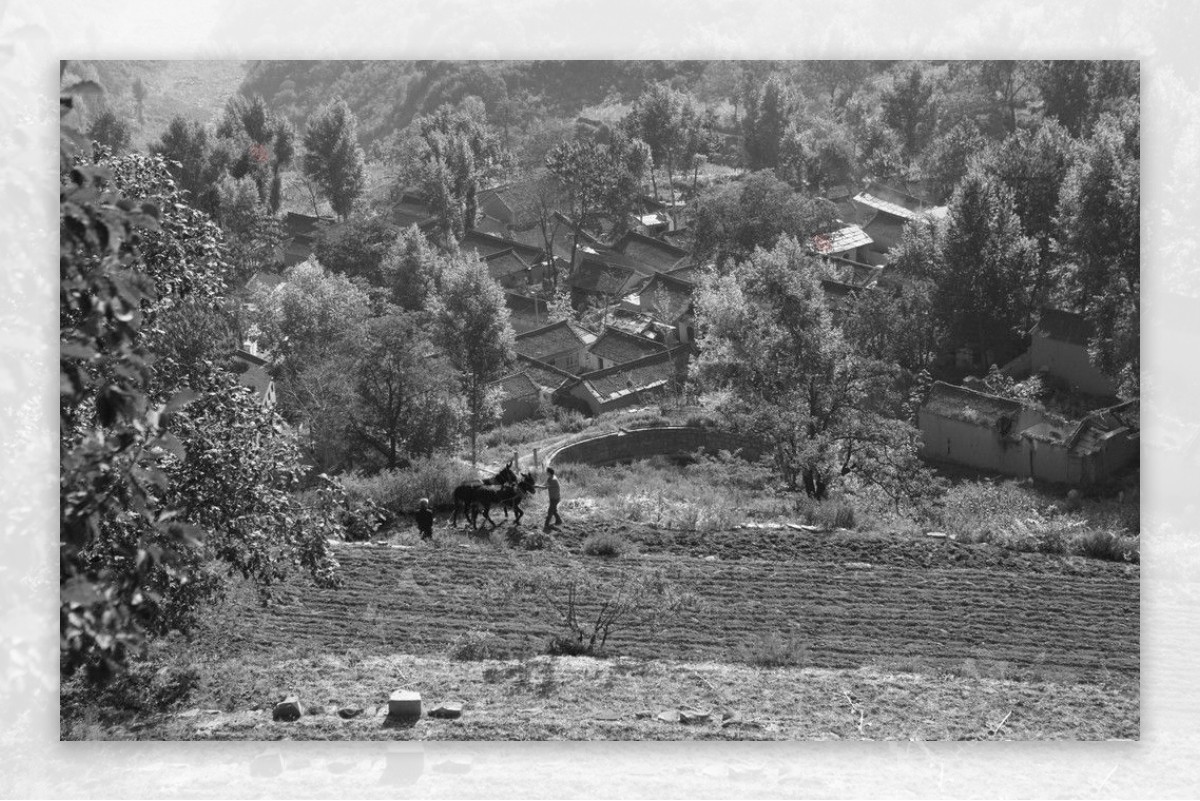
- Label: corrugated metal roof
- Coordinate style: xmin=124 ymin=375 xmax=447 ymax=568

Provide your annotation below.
xmin=810 ymin=224 xmax=873 ymax=255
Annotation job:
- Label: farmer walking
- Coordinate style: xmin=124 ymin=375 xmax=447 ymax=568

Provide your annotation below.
xmin=415 ymin=497 xmax=434 ymax=541
xmin=540 ymin=468 xmax=562 ymax=529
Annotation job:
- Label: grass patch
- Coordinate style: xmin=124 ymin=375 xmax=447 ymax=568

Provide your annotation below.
xmin=736 ymin=630 xmax=810 ymax=668
xmin=554 ymin=453 xmax=786 ymax=532
xmin=582 ymin=531 xmax=634 ymax=558
xmin=339 ymin=457 xmax=477 ymax=516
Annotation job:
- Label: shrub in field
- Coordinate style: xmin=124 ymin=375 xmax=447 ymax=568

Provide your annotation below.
xmin=793 ymin=495 xmax=857 ymax=530
xmin=505 ymin=558 xmax=700 ymax=657
xmin=1072 ymin=530 xmax=1140 ymax=563
xmin=737 ymin=630 xmax=809 ymax=668
xmin=339 ymin=457 xmax=476 ymax=516
xmin=448 ymin=630 xmax=508 ymax=661
xmin=500 ymin=526 xmax=553 ymax=551
xmin=582 ymin=532 xmax=632 ymax=558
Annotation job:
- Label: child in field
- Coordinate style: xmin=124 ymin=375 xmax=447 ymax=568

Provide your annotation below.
xmin=415 ymin=498 xmax=434 ymax=541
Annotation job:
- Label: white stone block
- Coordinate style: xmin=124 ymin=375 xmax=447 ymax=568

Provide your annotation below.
xmin=388 ymin=690 xmax=422 ymax=721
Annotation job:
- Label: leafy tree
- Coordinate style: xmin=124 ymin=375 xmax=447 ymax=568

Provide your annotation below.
xmin=934 ymin=171 xmax=1039 ymax=367
xmin=60 ymin=129 xmax=341 ymax=680
xmin=131 ymin=76 xmax=147 ymax=125
xmin=212 ymin=174 xmax=283 ymax=284
xmin=151 ymin=116 xmax=222 ymax=214
xmin=692 ymin=169 xmax=837 ymax=265
xmin=349 ymin=312 xmax=463 ymax=470
xmin=312 ymin=215 xmax=399 ymax=286
xmin=379 ymin=224 xmax=448 ymax=311
xmin=403 ymin=97 xmax=505 ymax=240
xmin=545 ymin=132 xmax=651 ymax=273
xmin=881 ymin=65 xmax=938 ymax=159
xmin=742 ymin=75 xmax=794 ymax=170
xmin=216 ymin=94 xmax=296 ymax=214
xmin=87 ymin=108 xmax=132 ymax=154
xmin=976 ymin=121 xmax=1077 ymax=306
xmin=430 ymin=254 xmax=516 ymax=465
xmin=1056 ymin=108 xmax=1140 ymax=395
xmin=840 ymin=281 xmax=940 ymax=374
xmin=980 ymin=60 xmax=1037 ymax=133
xmin=692 ymin=237 xmax=938 ymax=504
xmin=302 ymin=97 xmax=367 ymax=220
xmin=622 ymin=81 xmax=700 ymax=203
xmin=801 ymin=61 xmax=873 ymax=110
xmin=919 ymin=119 xmax=987 ymax=203
xmin=1088 ymin=61 xmax=1140 ymax=125
xmin=777 ymin=115 xmax=857 ymax=193
xmin=1036 ymin=60 xmax=1094 ymax=137
xmin=247 ymin=258 xmax=372 ymax=373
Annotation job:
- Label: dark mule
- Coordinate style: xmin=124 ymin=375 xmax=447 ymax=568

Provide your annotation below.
xmin=454 ymin=472 xmax=536 ymax=530
xmin=452 ymin=463 xmax=518 ymax=528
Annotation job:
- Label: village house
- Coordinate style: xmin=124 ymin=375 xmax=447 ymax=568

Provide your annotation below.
xmin=809 ymin=221 xmax=874 ymax=263
xmin=230 ymin=347 xmax=276 ymax=407
xmin=823 ymin=181 xmax=947 ymax=265
xmin=1028 ymin=308 xmax=1119 ymax=398
xmin=491 ymin=371 xmax=545 ymax=425
xmin=504 ymin=291 xmax=552 ymax=335
xmin=514 ymin=319 xmax=597 ymax=373
xmin=918 ymin=381 xmax=1138 ymax=486
xmin=611 ymin=230 xmax=691 ymax=273
xmin=481 ymin=248 xmax=550 ymax=292
xmin=587 ymin=327 xmax=668 ymax=371
xmin=569 ymin=252 xmax=645 ymax=310
xmin=559 ymin=346 xmax=692 ymax=417
xmin=281 ymin=211 xmax=334 ymax=267
xmin=623 ymin=271 xmax=698 ymax=344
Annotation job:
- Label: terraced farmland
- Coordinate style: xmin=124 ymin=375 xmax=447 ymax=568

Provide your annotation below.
xmin=225 ymin=521 xmax=1139 ymax=684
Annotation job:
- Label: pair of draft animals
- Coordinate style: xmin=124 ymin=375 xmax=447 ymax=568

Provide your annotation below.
xmin=451 ymin=462 xmax=538 ymax=530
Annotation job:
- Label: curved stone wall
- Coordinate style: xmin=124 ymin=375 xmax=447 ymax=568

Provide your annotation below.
xmin=545 ymin=426 xmax=767 ymax=468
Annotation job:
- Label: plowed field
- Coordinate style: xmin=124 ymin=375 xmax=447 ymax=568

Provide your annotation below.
xmin=226 ymin=521 xmax=1138 ymax=683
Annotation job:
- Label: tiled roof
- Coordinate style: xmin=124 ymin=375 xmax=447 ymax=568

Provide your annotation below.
xmin=515 ymin=320 xmax=590 ymax=361
xmin=1033 ymin=309 xmax=1093 ymax=348
xmin=589 ymin=328 xmax=667 ymax=367
xmin=663 ymin=264 xmax=704 ymax=285
xmin=282 ymin=212 xmax=332 ymax=239
xmin=613 ymin=231 xmax=691 ymax=273
xmin=460 ymin=230 xmax=544 ymax=265
xmin=605 ymin=309 xmax=673 ymax=342
xmin=494 ymin=371 xmax=540 ymax=400
xmin=517 ymin=354 xmax=579 ymax=390
xmin=921 ymin=381 xmax=1026 ymax=426
xmin=635 ymin=272 xmax=696 ymax=323
xmin=477 ymin=184 xmax=517 ymax=225
xmin=577 ymin=349 xmax=683 ymax=404
xmin=571 ymin=256 xmax=642 ymax=296
xmin=484 ymin=248 xmax=532 ymax=280
xmin=810 ymin=224 xmax=873 ymax=255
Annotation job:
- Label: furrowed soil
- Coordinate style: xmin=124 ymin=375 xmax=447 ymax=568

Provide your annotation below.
xmin=70 ymin=519 xmax=1138 ymax=740
xmin=226 ymin=521 xmax=1138 ymax=682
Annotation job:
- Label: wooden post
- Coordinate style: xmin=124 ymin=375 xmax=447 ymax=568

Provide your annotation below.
xmin=533 ymin=448 xmax=539 ymax=469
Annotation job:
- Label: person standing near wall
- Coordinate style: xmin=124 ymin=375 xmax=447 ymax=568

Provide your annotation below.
xmin=539 ymin=468 xmax=562 ymax=529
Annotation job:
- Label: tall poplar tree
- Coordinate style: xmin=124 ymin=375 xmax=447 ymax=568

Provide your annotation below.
xmin=302 ymin=97 xmax=367 ymax=221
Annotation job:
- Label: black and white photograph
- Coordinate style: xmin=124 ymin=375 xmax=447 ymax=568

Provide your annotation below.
xmin=57 ymin=58 xmax=1141 ymax=744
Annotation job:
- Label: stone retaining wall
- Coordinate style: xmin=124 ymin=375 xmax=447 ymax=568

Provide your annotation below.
xmin=545 ymin=426 xmax=767 ymax=468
